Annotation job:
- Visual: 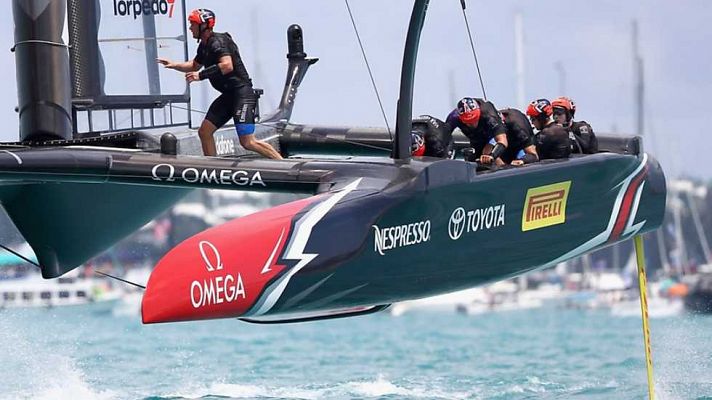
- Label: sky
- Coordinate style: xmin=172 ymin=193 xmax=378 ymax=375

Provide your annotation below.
xmin=1 ymin=0 xmax=710 ymax=179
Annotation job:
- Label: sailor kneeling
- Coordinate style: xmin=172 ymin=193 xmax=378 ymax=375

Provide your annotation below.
xmin=552 ymin=96 xmax=598 ymax=154
xmin=410 ymin=115 xmax=453 ymax=158
xmin=444 ymin=97 xmax=509 ymax=164
xmin=484 ymin=107 xmax=539 ymax=166
xmin=526 ymin=98 xmax=571 ymax=160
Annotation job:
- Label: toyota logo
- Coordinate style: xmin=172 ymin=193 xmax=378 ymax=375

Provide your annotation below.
xmin=199 ymin=241 xmax=223 ymax=272
xmin=448 ymin=207 xmax=466 ymax=240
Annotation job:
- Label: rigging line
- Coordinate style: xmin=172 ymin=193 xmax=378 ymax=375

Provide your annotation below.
xmin=0 ymin=243 xmax=39 ymax=268
xmin=98 ymin=35 xmax=184 ymax=43
xmin=94 ymin=270 xmax=146 ymax=290
xmin=459 ymin=0 xmax=488 ymax=100
xmin=344 ymin=0 xmax=393 ymax=142
xmin=0 ymin=243 xmax=146 ymax=290
xmin=169 ymin=104 xmax=393 ymax=152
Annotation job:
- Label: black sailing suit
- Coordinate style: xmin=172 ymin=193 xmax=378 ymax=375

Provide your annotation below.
xmin=566 ymin=120 xmax=598 ymax=154
xmin=195 ymin=32 xmax=256 ymax=134
xmin=412 ymin=115 xmax=453 ymax=158
xmin=443 ymin=99 xmax=507 ymax=159
xmin=536 ymin=122 xmax=571 ymax=160
xmin=499 ymin=108 xmax=536 ymax=163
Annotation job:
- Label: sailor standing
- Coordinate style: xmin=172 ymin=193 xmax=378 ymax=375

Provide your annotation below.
xmin=157 ymin=9 xmax=282 ymax=159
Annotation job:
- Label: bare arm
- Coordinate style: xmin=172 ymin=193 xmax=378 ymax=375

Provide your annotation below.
xmin=157 ymin=58 xmax=201 ymax=73
xmin=494 ymin=133 xmax=508 ymax=148
xmin=217 ymin=55 xmax=233 ymax=74
xmin=523 ymin=144 xmax=538 ymax=157
xmin=511 ymin=145 xmax=539 ymax=166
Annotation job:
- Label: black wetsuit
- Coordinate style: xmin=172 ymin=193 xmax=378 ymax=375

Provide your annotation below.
xmin=499 ymin=108 xmax=536 ymax=163
xmin=412 ymin=115 xmax=453 ymax=158
xmin=195 ymin=32 xmax=256 ymax=132
xmin=443 ymin=99 xmax=507 ymax=158
xmin=536 ymin=122 xmax=571 ymax=160
xmin=566 ymin=121 xmax=598 ymax=154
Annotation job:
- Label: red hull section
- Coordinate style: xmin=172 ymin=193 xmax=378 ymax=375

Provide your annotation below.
xmin=141 ymin=197 xmax=316 ymax=323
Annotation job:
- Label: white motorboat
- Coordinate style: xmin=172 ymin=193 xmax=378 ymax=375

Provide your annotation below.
xmin=0 ymin=273 xmax=120 ymax=309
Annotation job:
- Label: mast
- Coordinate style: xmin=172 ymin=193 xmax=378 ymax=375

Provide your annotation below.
xmin=393 ymin=0 xmax=430 ymax=160
xmin=656 ymin=225 xmax=670 ymax=274
xmin=554 ymin=61 xmax=566 ymax=96
xmin=448 ymin=70 xmax=457 ymax=105
xmin=633 ymin=20 xmax=644 ymax=137
xmin=514 ymin=13 xmax=526 ymax=111
xmin=672 ymin=188 xmax=688 ymax=273
xmin=686 ymin=185 xmax=712 ymax=264
xmin=13 ymin=0 xmax=73 ymax=141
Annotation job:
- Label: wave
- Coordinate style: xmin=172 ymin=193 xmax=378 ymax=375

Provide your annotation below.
xmin=0 ymin=313 xmax=115 ymax=400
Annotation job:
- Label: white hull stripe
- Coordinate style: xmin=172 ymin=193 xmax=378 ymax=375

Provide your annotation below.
xmin=538 ymin=155 xmax=649 ymax=269
xmin=281 ymin=273 xmax=334 ymax=310
xmin=623 ymin=182 xmax=647 ymax=237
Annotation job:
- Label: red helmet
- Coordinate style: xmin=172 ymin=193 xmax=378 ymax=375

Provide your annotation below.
xmin=526 ymin=99 xmax=553 ymax=119
xmin=411 ymin=133 xmax=425 ymax=157
xmin=188 ymin=9 xmax=216 ymax=29
xmin=552 ymin=96 xmax=576 ymax=117
xmin=457 ymin=97 xmax=481 ymax=125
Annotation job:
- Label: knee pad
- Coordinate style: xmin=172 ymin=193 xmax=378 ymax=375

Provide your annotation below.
xmin=236 ymin=123 xmax=255 ymax=136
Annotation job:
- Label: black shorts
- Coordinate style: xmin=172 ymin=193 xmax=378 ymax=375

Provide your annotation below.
xmin=205 ymin=85 xmax=256 ymax=132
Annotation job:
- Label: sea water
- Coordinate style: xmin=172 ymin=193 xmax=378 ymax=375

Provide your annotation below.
xmin=0 ymin=304 xmax=711 ymax=400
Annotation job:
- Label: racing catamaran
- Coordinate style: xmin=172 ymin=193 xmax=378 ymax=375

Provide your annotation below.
xmin=0 ymin=0 xmax=665 ymax=324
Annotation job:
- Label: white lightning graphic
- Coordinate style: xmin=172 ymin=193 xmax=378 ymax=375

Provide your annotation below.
xmin=245 ymin=178 xmax=363 ymax=316
xmin=0 ymin=150 xmax=22 ymax=165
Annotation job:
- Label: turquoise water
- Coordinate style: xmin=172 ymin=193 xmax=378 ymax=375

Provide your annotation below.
xmin=1 ymin=304 xmax=711 ymax=400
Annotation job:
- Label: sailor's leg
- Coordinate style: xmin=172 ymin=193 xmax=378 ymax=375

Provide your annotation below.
xmin=201 ymin=94 xmax=232 ymax=157
xmin=238 ymin=133 xmax=283 ymax=160
xmin=198 ymin=119 xmax=219 ymax=156
xmin=234 ymin=88 xmax=283 ymax=160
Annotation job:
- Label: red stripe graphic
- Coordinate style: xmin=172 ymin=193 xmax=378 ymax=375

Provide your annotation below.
xmin=609 ymin=166 xmax=648 ymax=242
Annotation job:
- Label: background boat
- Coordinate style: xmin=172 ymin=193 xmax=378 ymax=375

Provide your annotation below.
xmin=0 ymin=270 xmax=120 ymax=309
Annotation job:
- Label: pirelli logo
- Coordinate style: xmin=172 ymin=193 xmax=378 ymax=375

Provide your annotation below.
xmin=522 ymin=181 xmax=571 ymax=231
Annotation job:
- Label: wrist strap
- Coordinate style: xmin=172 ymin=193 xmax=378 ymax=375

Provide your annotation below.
xmin=490 ymin=142 xmax=506 ymax=159
xmin=521 ymin=153 xmax=538 ymax=164
xmin=198 ymin=65 xmax=221 ymax=80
